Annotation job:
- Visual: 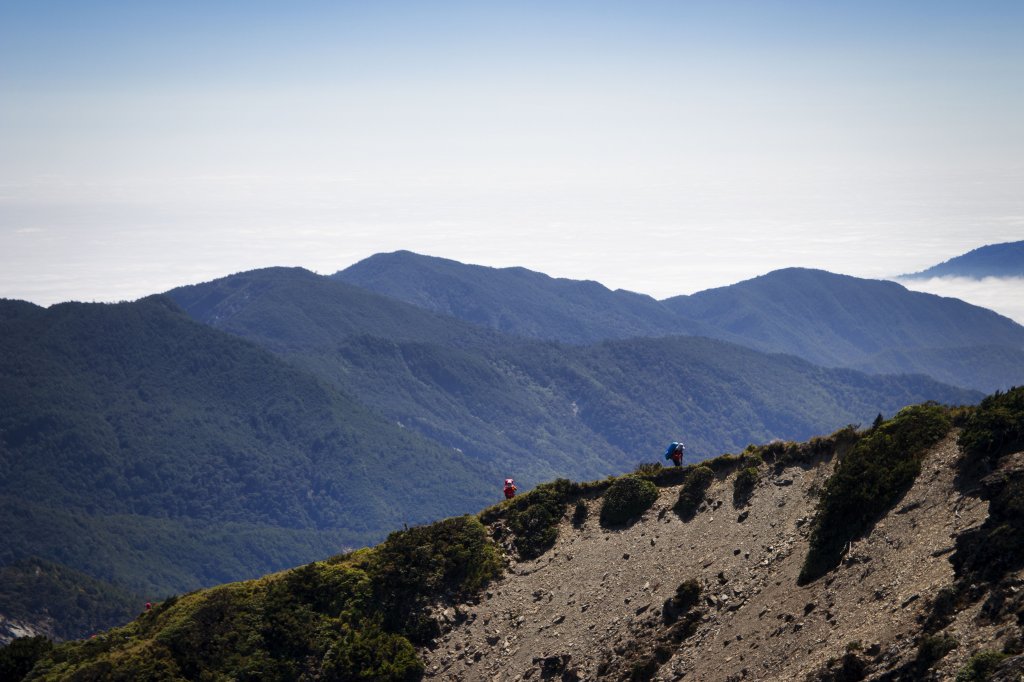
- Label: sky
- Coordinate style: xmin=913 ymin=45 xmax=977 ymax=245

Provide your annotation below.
xmin=2 ymin=1 xmax=1023 ymax=320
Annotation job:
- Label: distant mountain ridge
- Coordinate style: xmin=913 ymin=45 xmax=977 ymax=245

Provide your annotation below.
xmin=333 ymin=250 xmax=733 ymax=344
xmin=168 ymin=267 xmax=979 ymax=477
xmin=900 ymin=240 xmax=1024 ymax=279
xmin=664 ymin=267 xmax=1024 ymax=375
xmin=337 ymin=252 xmax=1024 ymax=392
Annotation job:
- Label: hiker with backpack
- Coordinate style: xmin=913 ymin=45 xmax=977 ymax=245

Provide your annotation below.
xmin=664 ymin=441 xmax=685 ymax=467
xmin=503 ymin=478 xmax=517 ymax=499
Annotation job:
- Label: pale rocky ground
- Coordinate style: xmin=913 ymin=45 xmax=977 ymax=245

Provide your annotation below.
xmin=0 ymin=615 xmax=49 ymax=646
xmin=421 ymin=432 xmax=1016 ymax=680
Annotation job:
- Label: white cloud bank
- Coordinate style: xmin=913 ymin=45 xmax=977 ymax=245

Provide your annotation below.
xmin=896 ymin=276 xmax=1024 ymax=326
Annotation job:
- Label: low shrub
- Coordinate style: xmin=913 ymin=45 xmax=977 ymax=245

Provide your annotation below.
xmin=633 ymin=462 xmax=663 ymax=477
xmin=799 ymin=403 xmax=951 ymax=584
xmin=572 ymin=500 xmax=588 ymax=527
xmin=924 ymin=584 xmax=963 ymax=633
xmin=669 ymin=580 xmax=701 ymax=613
xmin=958 ymin=387 xmax=1024 ymax=472
xmin=950 ymin=388 xmax=1024 ymax=586
xmin=956 ymin=650 xmax=1009 ymax=682
xmin=806 ymin=652 xmax=866 ymax=682
xmin=0 ymin=636 xmax=53 ymax=682
xmin=733 ymin=467 xmax=759 ymax=507
xmin=704 ymin=454 xmax=740 ymax=475
xmin=917 ymin=634 xmax=957 ymax=668
xmin=371 ymin=515 xmax=502 ymax=642
xmin=674 ymin=466 xmax=714 ymax=520
xmin=600 ymin=476 xmax=659 ymax=527
xmin=501 ymin=479 xmax=578 ymax=560
xmin=756 ymin=425 xmax=860 ymax=470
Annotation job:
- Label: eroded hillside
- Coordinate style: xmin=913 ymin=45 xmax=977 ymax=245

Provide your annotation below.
xmin=423 ymin=395 xmax=1024 ymax=681
xmin=424 ymin=432 xmax=990 ymax=680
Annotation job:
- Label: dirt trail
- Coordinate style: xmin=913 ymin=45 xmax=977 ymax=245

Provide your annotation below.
xmin=422 ymin=433 xmax=997 ymax=681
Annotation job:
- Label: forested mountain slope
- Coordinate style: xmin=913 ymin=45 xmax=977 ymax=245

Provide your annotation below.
xmin=663 ymin=267 xmax=1024 ymax=363
xmin=0 ymin=296 xmax=495 ymax=600
xmin=169 ymin=268 xmax=979 ymax=487
xmin=335 ymin=253 xmax=1024 ymax=392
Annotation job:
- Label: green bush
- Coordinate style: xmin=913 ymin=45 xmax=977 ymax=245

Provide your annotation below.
xmin=370 ymin=516 xmax=502 ymax=642
xmin=958 ymin=387 xmax=1024 ymax=470
xmin=572 ymin=500 xmax=588 ymax=527
xmin=743 ymin=452 xmax=764 ymax=468
xmin=662 ymin=579 xmax=704 ymax=640
xmin=807 ymin=652 xmax=866 ymax=682
xmin=733 ymin=467 xmax=759 ymax=507
xmin=956 ymin=650 xmax=1009 ymax=682
xmin=633 ymin=462 xmax=663 ymax=477
xmin=674 ymin=466 xmax=714 ymax=520
xmin=799 ymin=404 xmax=951 ymax=584
xmin=917 ymin=634 xmax=957 ymax=668
xmin=23 ymin=514 xmax=502 ymax=681
xmin=320 ymin=621 xmax=423 ymax=682
xmin=924 ymin=584 xmax=963 ymax=633
xmin=500 ymin=479 xmax=578 ymax=560
xmin=950 ymin=389 xmax=1024 ymax=585
xmin=0 ymin=636 xmax=53 ymax=682
xmin=600 ymin=476 xmax=659 ymax=527
xmin=755 ymin=425 xmax=860 ymax=470
xmin=671 ymin=579 xmax=701 ymax=612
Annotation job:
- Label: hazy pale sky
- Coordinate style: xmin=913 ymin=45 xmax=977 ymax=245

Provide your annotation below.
xmin=2 ymin=1 xmax=1023 ymax=317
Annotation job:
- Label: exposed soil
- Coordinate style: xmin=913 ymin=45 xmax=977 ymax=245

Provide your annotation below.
xmin=421 ymin=433 xmax=1015 ymax=680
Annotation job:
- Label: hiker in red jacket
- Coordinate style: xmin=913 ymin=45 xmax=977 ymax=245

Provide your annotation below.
xmin=664 ymin=441 xmax=685 ymax=467
xmin=503 ymin=478 xmax=517 ymax=499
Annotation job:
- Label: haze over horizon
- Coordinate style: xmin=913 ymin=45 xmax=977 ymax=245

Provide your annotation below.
xmin=2 ymin=2 xmax=1022 ymax=319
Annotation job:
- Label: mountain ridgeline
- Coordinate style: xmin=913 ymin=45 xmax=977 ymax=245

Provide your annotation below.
xmin=10 ymin=390 xmax=1024 ymax=681
xmin=336 ymin=252 xmax=1024 ymax=393
xmin=900 ymin=239 xmax=1024 ymax=279
xmin=332 ymin=250 xmax=727 ymax=344
xmin=167 ymin=266 xmax=978 ymax=483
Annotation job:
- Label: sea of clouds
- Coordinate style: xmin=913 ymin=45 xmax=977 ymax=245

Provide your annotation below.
xmin=897 ymin=276 xmax=1024 ymax=326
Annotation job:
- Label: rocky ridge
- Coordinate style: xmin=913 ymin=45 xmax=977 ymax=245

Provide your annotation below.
xmin=422 ymin=433 xmax=1015 ymax=681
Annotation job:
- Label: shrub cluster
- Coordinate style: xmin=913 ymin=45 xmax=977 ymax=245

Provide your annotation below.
xmin=955 ymin=650 xmax=1009 ymax=682
xmin=951 ymin=388 xmax=1024 ymax=585
xmin=673 ymin=466 xmax=714 ymax=520
xmin=662 ymin=579 xmax=701 ymax=625
xmin=958 ymin=387 xmax=1024 ymax=471
xmin=495 ymin=478 xmax=579 ymax=560
xmin=916 ymin=634 xmax=958 ymax=669
xmin=0 ymin=637 xmax=53 ymax=682
xmin=751 ymin=425 xmax=860 ymax=471
xmin=732 ymin=466 xmax=759 ymax=507
xmin=22 ymin=515 xmax=502 ymax=682
xmin=369 ymin=516 xmax=503 ymax=642
xmin=806 ymin=652 xmax=866 ymax=682
xmin=799 ymin=403 xmax=951 ymax=584
xmin=572 ymin=499 xmax=588 ymax=527
xmin=600 ymin=476 xmax=659 ymax=527
xmin=633 ymin=462 xmax=663 ymax=477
